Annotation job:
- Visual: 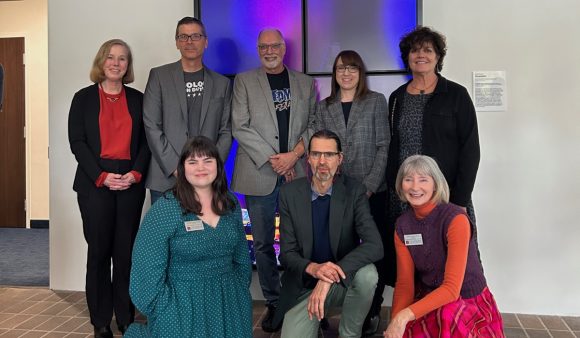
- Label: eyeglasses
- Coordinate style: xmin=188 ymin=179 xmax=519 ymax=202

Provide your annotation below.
xmin=309 ymin=151 xmax=340 ymax=159
xmin=336 ymin=65 xmax=360 ymax=74
xmin=176 ymin=33 xmax=206 ymax=42
xmin=258 ymin=43 xmax=284 ymax=52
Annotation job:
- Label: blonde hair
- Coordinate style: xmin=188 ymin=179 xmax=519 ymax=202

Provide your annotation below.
xmin=395 ymin=155 xmax=450 ymax=204
xmin=89 ymin=39 xmax=134 ymax=84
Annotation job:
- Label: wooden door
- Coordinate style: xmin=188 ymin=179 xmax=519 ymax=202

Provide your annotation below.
xmin=0 ymin=38 xmax=26 ymax=227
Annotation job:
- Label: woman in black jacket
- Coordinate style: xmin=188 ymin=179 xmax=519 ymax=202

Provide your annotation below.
xmin=68 ymin=39 xmax=150 ymax=338
xmin=370 ymin=26 xmax=481 ymax=336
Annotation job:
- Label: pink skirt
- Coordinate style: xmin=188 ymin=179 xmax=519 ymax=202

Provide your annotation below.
xmin=403 ymin=287 xmax=504 ymax=338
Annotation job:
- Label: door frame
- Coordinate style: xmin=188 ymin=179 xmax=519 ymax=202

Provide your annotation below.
xmin=1 ymin=33 xmax=29 ymax=227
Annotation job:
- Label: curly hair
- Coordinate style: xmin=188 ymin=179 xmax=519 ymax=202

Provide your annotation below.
xmin=399 ymin=26 xmax=447 ymax=73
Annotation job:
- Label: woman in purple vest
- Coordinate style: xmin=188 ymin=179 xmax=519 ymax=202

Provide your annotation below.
xmin=383 ymin=155 xmax=503 ymax=338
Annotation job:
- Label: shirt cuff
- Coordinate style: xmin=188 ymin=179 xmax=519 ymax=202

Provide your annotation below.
xmin=95 ymin=172 xmax=108 ymax=187
xmin=130 ymin=170 xmax=142 ymax=183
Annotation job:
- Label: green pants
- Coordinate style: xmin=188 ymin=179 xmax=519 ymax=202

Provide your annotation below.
xmin=281 ymin=264 xmax=378 ymax=338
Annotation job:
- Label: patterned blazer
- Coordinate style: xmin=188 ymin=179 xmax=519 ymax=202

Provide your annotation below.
xmin=231 ymin=66 xmax=316 ymax=196
xmin=314 ymin=90 xmax=390 ymax=193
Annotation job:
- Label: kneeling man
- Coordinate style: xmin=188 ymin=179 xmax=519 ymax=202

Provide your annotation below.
xmin=273 ymin=129 xmax=383 ymax=337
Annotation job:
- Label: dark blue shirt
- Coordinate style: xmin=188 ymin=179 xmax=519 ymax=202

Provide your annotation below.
xmin=310 ymin=185 xmax=334 ymax=264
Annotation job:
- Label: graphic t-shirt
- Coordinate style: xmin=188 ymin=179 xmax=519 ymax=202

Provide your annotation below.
xmin=184 ymin=69 xmax=204 ymax=137
xmin=267 ymin=68 xmax=291 ymax=154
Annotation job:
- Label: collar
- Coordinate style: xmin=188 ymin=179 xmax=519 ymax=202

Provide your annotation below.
xmin=311 ymin=184 xmax=333 ymax=201
xmin=412 ymin=201 xmax=437 ymax=219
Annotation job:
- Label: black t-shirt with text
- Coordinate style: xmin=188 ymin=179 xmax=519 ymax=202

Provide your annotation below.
xmin=267 ymin=68 xmax=291 ymax=154
xmin=184 ymin=69 xmax=204 ymax=137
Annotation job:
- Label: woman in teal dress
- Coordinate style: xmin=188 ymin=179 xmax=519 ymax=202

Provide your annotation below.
xmin=125 ymin=136 xmax=252 ymax=338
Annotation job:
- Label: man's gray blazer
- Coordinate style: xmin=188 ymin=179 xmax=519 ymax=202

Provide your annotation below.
xmin=231 ymin=66 xmax=316 ymax=196
xmin=272 ymin=175 xmax=384 ymax=327
xmin=143 ymin=61 xmax=232 ymax=192
xmin=314 ymin=90 xmax=390 ymax=193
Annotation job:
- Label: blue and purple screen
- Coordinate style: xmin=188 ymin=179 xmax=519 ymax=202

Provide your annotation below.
xmin=199 ymin=0 xmax=418 ymax=264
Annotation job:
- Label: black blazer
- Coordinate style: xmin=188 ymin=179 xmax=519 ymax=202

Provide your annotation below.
xmin=273 ymin=175 xmax=383 ymax=327
xmin=68 ymin=83 xmax=150 ymax=193
xmin=386 ymin=75 xmax=480 ymax=207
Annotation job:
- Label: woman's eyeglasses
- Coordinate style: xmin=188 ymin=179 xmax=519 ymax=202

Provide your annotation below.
xmin=336 ymin=65 xmax=360 ymax=73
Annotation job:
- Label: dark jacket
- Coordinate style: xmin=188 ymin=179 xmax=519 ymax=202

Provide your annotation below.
xmin=68 ymin=83 xmax=150 ymax=193
xmin=273 ymin=175 xmax=383 ymax=327
xmin=386 ymin=75 xmax=480 ymax=207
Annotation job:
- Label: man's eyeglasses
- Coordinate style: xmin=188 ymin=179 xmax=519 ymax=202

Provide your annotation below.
xmin=176 ymin=33 xmax=206 ymax=42
xmin=336 ymin=65 xmax=360 ymax=74
xmin=258 ymin=43 xmax=284 ymax=52
xmin=309 ymin=151 xmax=340 ymax=159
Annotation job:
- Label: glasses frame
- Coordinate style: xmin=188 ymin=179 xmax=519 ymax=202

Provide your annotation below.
xmin=335 ymin=65 xmax=360 ymax=74
xmin=309 ymin=151 xmax=341 ymax=159
xmin=257 ymin=43 xmax=285 ymax=52
xmin=176 ymin=33 xmax=206 ymax=42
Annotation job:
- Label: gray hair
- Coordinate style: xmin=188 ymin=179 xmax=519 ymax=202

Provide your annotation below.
xmin=395 ymin=155 xmax=450 ymax=204
xmin=257 ymin=28 xmax=284 ymax=43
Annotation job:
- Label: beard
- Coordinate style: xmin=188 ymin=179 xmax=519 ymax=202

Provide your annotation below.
xmin=313 ymin=166 xmax=334 ymax=182
xmin=261 ymin=56 xmax=281 ymax=70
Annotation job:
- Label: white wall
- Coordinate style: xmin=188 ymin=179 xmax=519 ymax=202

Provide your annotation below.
xmin=423 ymin=1 xmax=580 ymax=315
xmin=48 ymin=0 xmax=194 ymax=290
xmin=49 ymin=0 xmax=580 ymax=315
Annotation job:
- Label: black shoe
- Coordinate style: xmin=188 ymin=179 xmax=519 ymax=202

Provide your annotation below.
xmin=261 ymin=304 xmax=282 ymax=333
xmin=94 ymin=325 xmax=113 ymax=338
xmin=362 ymin=314 xmax=380 ymax=337
xmin=320 ymin=317 xmax=330 ymax=330
xmin=117 ymin=324 xmax=129 ymax=335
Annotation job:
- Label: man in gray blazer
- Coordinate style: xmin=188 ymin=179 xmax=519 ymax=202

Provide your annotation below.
xmin=273 ymin=130 xmax=383 ymax=337
xmin=144 ymin=17 xmax=232 ymax=203
xmin=231 ymin=28 xmax=316 ymax=332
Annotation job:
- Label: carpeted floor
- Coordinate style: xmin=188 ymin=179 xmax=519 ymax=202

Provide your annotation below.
xmin=0 ymin=228 xmax=49 ymax=286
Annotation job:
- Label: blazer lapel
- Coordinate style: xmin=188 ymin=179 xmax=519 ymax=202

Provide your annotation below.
xmin=257 ymin=68 xmax=279 ymax=135
xmin=288 ymin=68 xmax=299 ymax=141
xmin=327 ymin=99 xmax=347 ymax=141
xmin=328 ymin=176 xmax=346 ymax=258
xmin=199 ymin=66 xmax=213 ymax=128
xmin=345 ymin=98 xmax=363 ymax=132
xmin=171 ymin=61 xmax=188 ymax=125
xmin=299 ymin=181 xmax=314 ymax=260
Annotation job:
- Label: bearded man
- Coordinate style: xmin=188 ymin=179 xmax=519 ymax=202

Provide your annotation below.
xmin=272 ymin=129 xmax=383 ymax=338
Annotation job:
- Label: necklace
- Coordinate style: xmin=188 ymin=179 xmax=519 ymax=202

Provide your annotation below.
xmin=99 ymin=83 xmax=122 ymax=102
xmin=410 ymin=77 xmax=437 ymax=95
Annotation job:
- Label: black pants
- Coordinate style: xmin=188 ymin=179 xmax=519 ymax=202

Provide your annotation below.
xmin=77 ymin=182 xmax=145 ymax=327
xmin=367 ymin=190 xmax=397 ymax=317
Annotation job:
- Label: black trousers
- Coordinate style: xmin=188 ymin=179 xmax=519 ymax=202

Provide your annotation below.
xmin=367 ymin=190 xmax=397 ymax=317
xmin=77 ymin=182 xmax=145 ymax=327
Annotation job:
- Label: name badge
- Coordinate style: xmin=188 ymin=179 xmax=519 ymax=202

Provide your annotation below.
xmin=185 ymin=220 xmax=204 ymax=232
xmin=404 ymin=234 xmax=423 ymax=246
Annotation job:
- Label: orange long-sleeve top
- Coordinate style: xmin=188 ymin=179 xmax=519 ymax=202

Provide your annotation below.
xmin=390 ymin=202 xmax=471 ymax=320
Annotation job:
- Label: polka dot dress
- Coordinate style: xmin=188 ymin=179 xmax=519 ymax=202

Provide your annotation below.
xmin=124 ymin=192 xmax=253 ymax=338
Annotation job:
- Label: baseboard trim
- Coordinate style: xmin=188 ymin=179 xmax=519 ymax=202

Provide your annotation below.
xmin=30 ymin=220 xmax=49 ymax=229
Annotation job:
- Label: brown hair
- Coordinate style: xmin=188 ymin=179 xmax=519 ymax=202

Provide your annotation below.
xmin=89 ymin=39 xmax=134 ymax=84
xmin=326 ymin=50 xmax=369 ymax=105
xmin=175 ymin=16 xmax=207 ymax=38
xmin=172 ymin=136 xmax=235 ymax=216
xmin=399 ymin=26 xmax=447 ymax=73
